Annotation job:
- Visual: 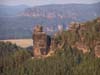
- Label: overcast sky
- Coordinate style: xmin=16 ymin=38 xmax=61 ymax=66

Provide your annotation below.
xmin=0 ymin=0 xmax=100 ymax=6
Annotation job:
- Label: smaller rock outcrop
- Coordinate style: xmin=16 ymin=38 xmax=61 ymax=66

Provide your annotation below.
xmin=94 ymin=41 xmax=100 ymax=57
xmin=74 ymin=42 xmax=90 ymax=53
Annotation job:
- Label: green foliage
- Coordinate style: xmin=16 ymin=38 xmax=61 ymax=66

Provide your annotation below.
xmin=0 ymin=42 xmax=31 ymax=75
xmin=0 ymin=41 xmax=100 ymax=75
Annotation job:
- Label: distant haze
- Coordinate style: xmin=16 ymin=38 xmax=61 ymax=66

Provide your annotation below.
xmin=0 ymin=0 xmax=100 ymax=6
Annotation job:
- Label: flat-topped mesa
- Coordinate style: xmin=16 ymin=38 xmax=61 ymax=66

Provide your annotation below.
xmin=33 ymin=25 xmax=51 ymax=58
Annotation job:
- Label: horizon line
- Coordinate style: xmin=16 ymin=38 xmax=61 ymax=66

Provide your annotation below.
xmin=0 ymin=1 xmax=99 ymax=7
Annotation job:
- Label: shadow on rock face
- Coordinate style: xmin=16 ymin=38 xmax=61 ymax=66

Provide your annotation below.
xmin=26 ymin=46 xmax=33 ymax=56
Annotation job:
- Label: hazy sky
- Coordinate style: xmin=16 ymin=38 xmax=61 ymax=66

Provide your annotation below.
xmin=0 ymin=0 xmax=100 ymax=6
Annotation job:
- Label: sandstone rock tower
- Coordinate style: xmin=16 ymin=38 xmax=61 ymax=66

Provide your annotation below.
xmin=33 ymin=25 xmax=51 ymax=57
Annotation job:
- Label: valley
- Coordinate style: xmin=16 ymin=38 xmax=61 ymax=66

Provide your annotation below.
xmin=0 ymin=39 xmax=33 ymax=48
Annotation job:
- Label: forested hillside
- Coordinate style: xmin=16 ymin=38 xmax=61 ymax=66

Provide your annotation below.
xmin=0 ymin=18 xmax=100 ymax=75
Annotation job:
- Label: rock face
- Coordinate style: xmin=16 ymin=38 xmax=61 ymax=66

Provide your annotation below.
xmin=95 ymin=41 xmax=100 ymax=57
xmin=33 ymin=25 xmax=51 ymax=57
xmin=96 ymin=17 xmax=100 ymax=23
xmin=74 ymin=42 xmax=90 ymax=53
